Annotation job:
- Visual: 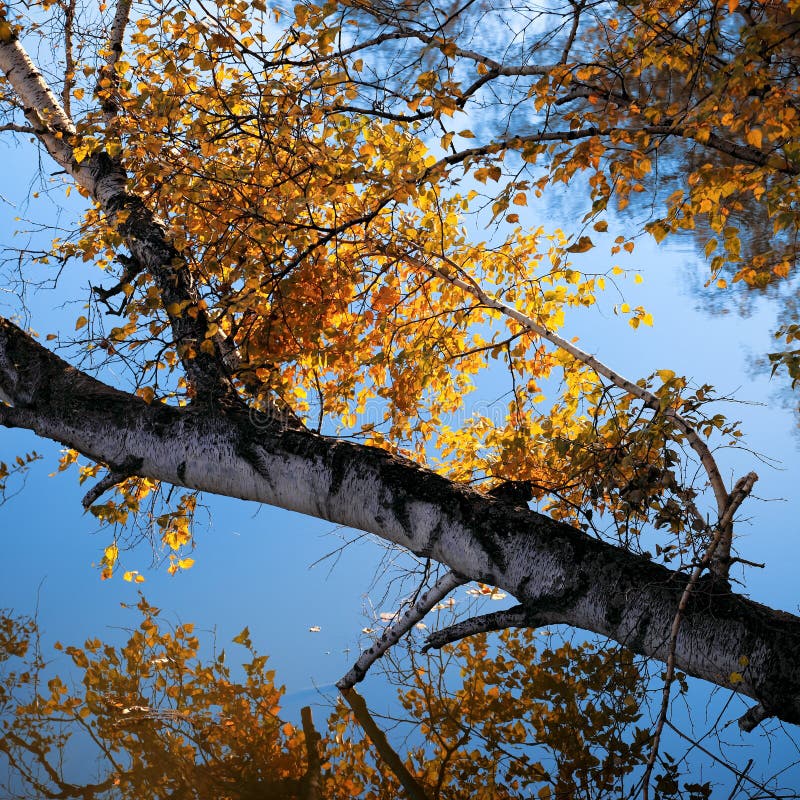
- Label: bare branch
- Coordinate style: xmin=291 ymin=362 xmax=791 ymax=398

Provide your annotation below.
xmin=738 ymin=702 xmax=772 ymax=733
xmin=0 ymin=122 xmax=36 ymax=134
xmin=710 ymin=471 xmax=759 ymax=580
xmin=642 ymin=470 xmax=757 ymax=799
xmin=337 ymin=570 xmax=466 ymax=689
xmin=300 ymin=706 xmax=323 ymax=800
xmin=80 ymin=457 xmax=143 ymax=509
xmin=422 ymin=605 xmax=533 ymax=651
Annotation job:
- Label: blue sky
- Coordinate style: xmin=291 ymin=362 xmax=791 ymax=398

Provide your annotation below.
xmin=2 ymin=97 xmax=800 ymax=791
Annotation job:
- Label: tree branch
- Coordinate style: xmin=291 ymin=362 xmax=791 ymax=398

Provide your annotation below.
xmin=0 ymin=23 xmax=241 ymax=404
xmin=642 ymin=470 xmax=758 ymax=799
xmin=2 ymin=316 xmax=800 ymax=725
xmin=97 ymin=0 xmax=133 ymax=121
xmin=80 ymin=457 xmax=143 ymax=509
xmin=337 ymin=570 xmax=466 ymax=689
xmin=422 ymin=605 xmax=532 ymax=651
xmin=401 ymin=248 xmax=731 ymax=521
xmin=299 ymin=706 xmax=322 ymax=800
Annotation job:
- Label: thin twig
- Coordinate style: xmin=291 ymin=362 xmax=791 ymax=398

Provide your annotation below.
xmin=666 ymin=721 xmax=784 ymax=799
xmin=641 ymin=472 xmax=758 ymax=800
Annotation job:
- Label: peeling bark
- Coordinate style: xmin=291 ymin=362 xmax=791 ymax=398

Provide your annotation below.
xmin=2 ymin=316 xmax=800 ymax=725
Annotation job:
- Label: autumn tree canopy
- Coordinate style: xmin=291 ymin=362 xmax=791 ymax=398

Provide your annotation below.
xmin=1 ymin=0 xmax=800 ymax=793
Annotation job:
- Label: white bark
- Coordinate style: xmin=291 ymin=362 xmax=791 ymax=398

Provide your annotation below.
xmin=1 ymin=316 xmax=800 ymax=726
xmin=1 ymin=8 xmax=799 ymax=734
xmin=337 ymin=570 xmax=467 ymax=689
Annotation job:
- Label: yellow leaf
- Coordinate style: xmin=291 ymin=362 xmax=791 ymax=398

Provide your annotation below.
xmin=75 ymin=315 xmax=88 ymax=330
xmin=0 ymin=19 xmax=14 ymax=42
xmin=177 ymin=557 xmax=195 ymax=570
xmin=104 ymin=543 xmax=119 ymax=564
xmin=593 ymin=220 xmax=608 ymax=232
xmin=565 ymin=236 xmax=594 ymax=253
xmin=657 ymin=369 xmax=676 ymax=383
xmin=746 ymin=128 xmax=762 ymax=149
xmin=137 ymin=386 xmax=155 ymax=404
xmin=512 ymin=192 xmax=527 ymax=206
xmin=730 ymin=671 xmax=743 ymax=685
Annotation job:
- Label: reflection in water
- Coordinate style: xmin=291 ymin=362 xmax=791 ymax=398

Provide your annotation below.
xmin=2 ymin=599 xmax=798 ymax=798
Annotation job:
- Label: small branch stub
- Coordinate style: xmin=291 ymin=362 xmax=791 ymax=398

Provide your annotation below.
xmin=738 ymin=702 xmax=772 ymax=733
xmin=81 ymin=457 xmax=143 ymax=509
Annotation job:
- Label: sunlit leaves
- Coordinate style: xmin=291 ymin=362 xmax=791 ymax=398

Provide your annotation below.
xmin=32 ymin=0 xmax=755 ymax=578
xmin=565 ymin=236 xmax=594 ymax=253
xmin=0 ymin=605 xmax=659 ymax=799
xmin=328 ymin=629 xmax=650 ymax=797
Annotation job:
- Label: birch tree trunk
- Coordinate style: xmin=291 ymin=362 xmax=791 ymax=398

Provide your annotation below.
xmin=1 ymin=316 xmax=799 ymax=726
xmin=2 ymin=3 xmax=800 ymax=738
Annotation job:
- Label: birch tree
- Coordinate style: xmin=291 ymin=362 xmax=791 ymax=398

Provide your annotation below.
xmin=1 ymin=0 xmax=800 ymax=780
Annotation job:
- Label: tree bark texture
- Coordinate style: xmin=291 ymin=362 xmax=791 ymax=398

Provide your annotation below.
xmin=1 ymin=316 xmax=799 ymax=725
